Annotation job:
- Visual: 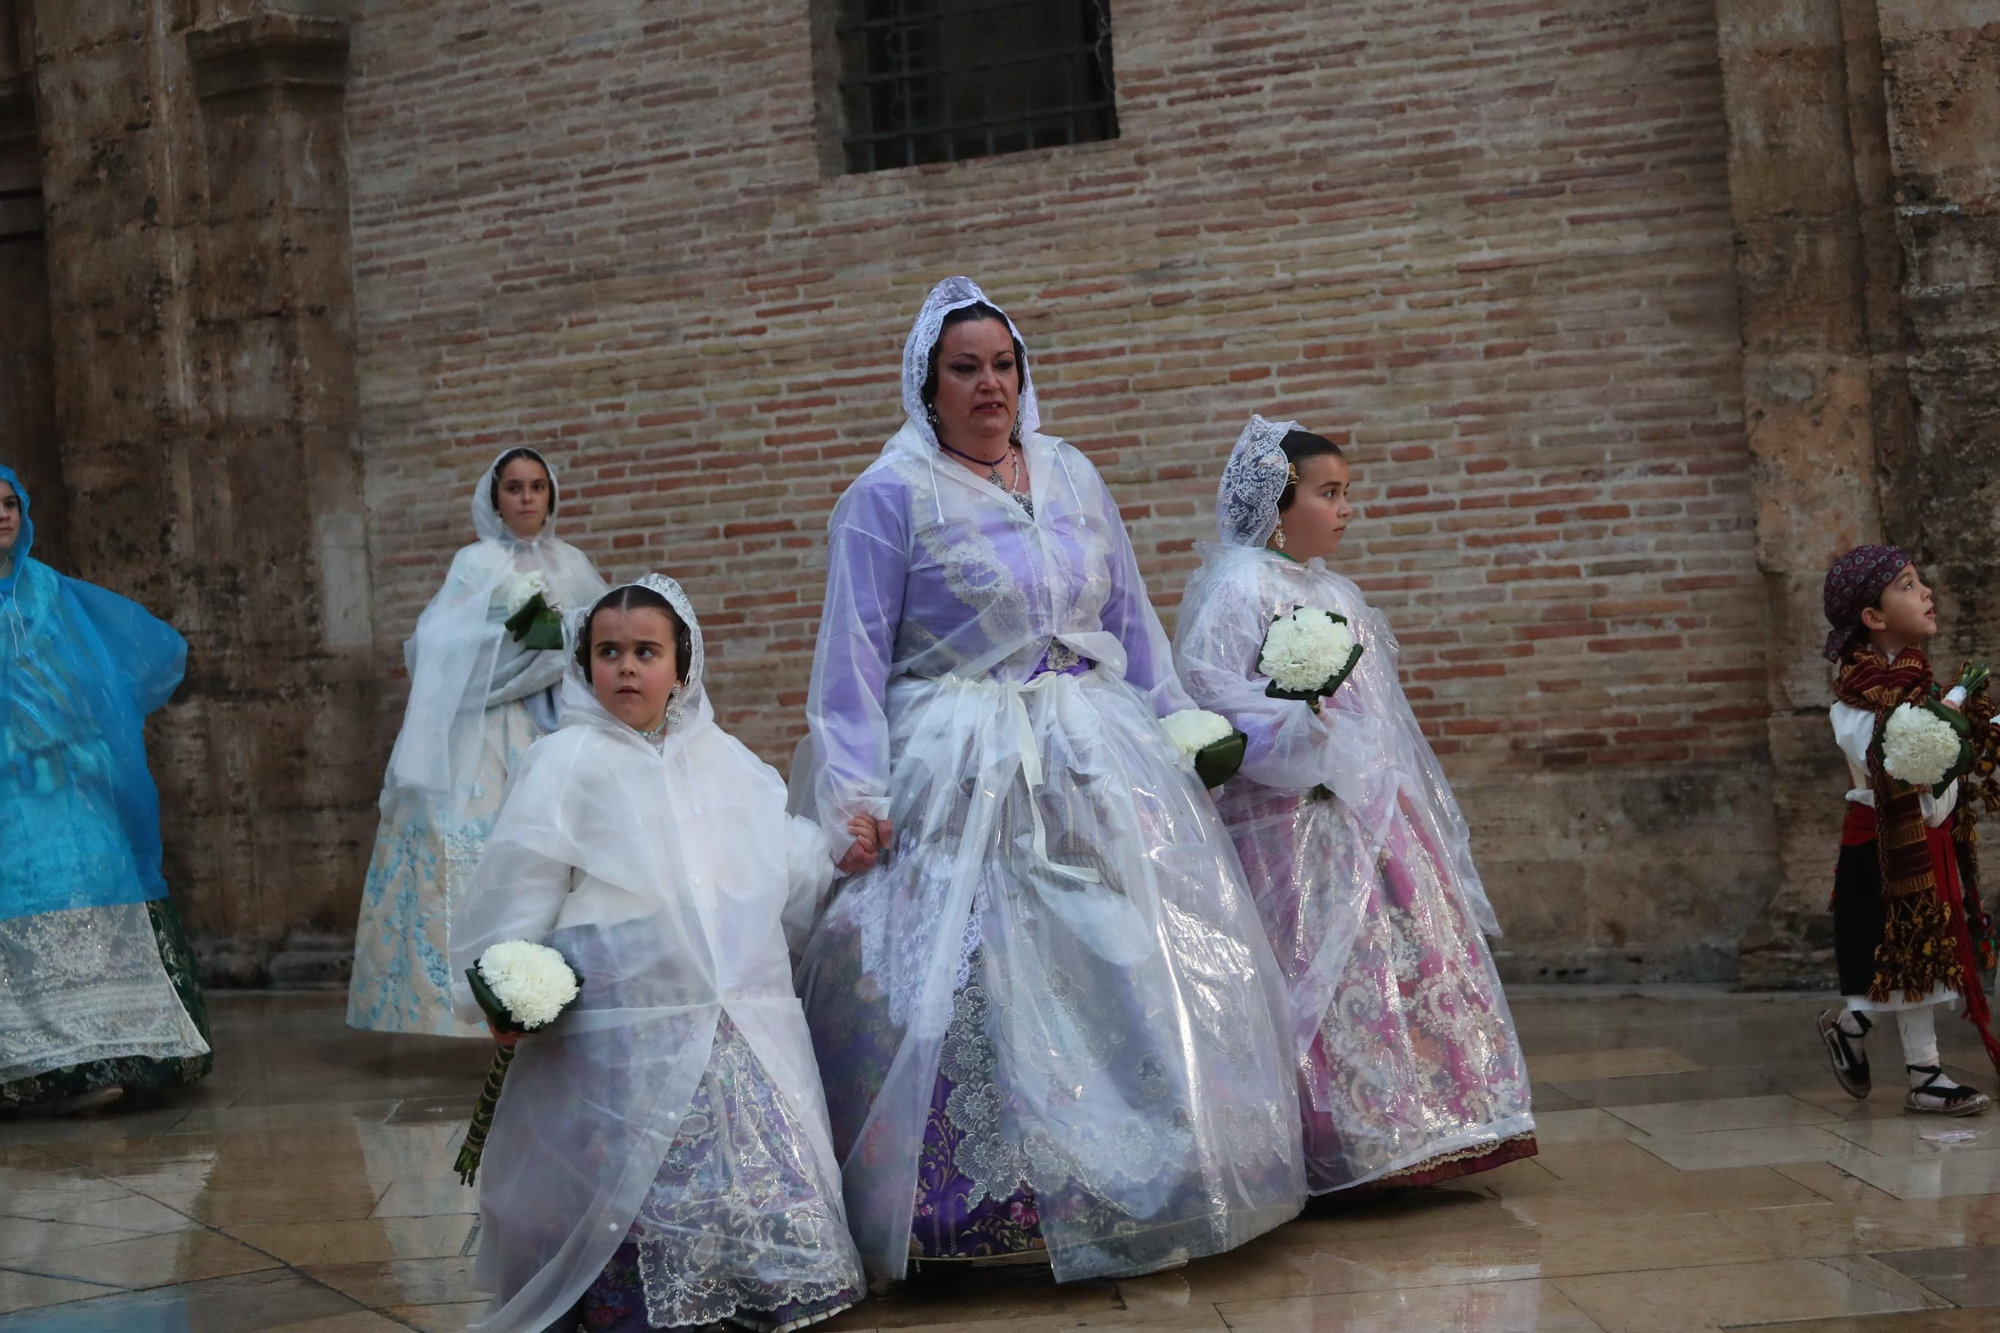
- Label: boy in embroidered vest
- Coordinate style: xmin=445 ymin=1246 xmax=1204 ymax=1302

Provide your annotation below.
xmin=1816 ymin=545 xmax=1999 ymax=1116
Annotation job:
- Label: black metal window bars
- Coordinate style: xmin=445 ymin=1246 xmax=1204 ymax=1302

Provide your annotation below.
xmin=836 ymin=0 xmax=1118 ymax=174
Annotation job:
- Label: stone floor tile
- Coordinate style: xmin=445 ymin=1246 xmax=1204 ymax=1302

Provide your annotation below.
xmin=1714 ymin=1193 xmax=2000 ymax=1259
xmin=1552 ymin=1255 xmax=1947 ymax=1332
xmin=1529 ymin=1048 xmax=1704 ymax=1081
xmin=1627 ymin=1124 xmax=1885 ymax=1171
xmin=299 ymin=1256 xmax=482 ymax=1308
xmin=5 ymin=1191 xmax=198 ymax=1235
xmin=224 ymin=1214 xmax=476 ymax=1265
xmin=1727 ymin=1313 xmax=2000 ymax=1332
xmin=0 ymin=1268 xmax=117 ymax=1317
xmin=24 ymin=1228 xmax=280 ymax=1289
xmin=1872 ymin=1243 xmax=2000 ymax=1307
xmin=167 ymin=1100 xmax=404 ymax=1136
xmin=382 ymin=1301 xmax=487 ymax=1333
xmin=0 ymin=1215 xmax=155 ymax=1264
xmin=1608 ymin=1093 xmax=1841 ymax=1136
xmin=0 ymin=1268 xmax=364 ymax=1331
xmin=1828 ymin=1147 xmax=2000 ymax=1200
xmin=1527 ymin=1109 xmax=1642 ymax=1145
xmin=1828 ymin=1113 xmax=1996 ymax=1157
xmin=1214 ymin=1279 xmax=1606 ymax=1332
xmin=369 ymin=1177 xmax=480 ymax=1220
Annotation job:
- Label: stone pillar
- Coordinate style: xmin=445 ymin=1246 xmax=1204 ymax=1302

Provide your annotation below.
xmin=1874 ymin=0 xmax=2000 ymax=659
xmin=0 ymin=15 xmax=63 ymax=563
xmin=32 ymin=1 xmax=377 ymax=984
xmin=1716 ymin=0 xmax=1905 ymax=984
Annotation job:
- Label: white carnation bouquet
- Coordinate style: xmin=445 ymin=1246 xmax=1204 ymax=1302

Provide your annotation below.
xmin=1260 ymin=607 xmax=1364 ymax=711
xmin=501 ymin=570 xmax=550 ymax=619
xmin=1162 ymin=708 xmax=1247 ymax=788
xmin=500 ymin=571 xmax=564 ymax=650
xmin=454 ymin=940 xmax=583 ymax=1184
xmin=1880 ymin=700 xmax=1972 ymax=790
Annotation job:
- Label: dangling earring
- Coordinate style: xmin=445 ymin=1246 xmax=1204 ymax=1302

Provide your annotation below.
xmin=925 ymin=403 xmax=941 ymax=431
xmin=1274 ymin=523 xmax=1287 ymax=551
xmin=1010 ymin=412 xmax=1022 ymax=446
xmin=664 ymin=684 xmax=685 ymax=729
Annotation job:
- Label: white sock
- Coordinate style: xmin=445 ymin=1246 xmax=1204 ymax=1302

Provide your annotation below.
xmin=1837 ymin=1010 xmax=1868 ymax=1040
xmin=1897 ymin=1007 xmax=1961 ymax=1089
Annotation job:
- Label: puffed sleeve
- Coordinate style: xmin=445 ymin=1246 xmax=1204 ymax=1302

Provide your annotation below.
xmin=806 ymin=473 xmax=908 ymax=841
xmin=1092 ymin=466 xmax=1194 ymax=718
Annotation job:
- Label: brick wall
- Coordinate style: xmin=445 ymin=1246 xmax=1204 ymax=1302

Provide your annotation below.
xmin=342 ymin=0 xmax=1775 ymax=980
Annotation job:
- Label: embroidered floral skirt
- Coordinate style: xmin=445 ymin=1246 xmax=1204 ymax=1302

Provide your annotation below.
xmin=1279 ymin=817 xmax=1536 ymax=1193
xmin=0 ymin=896 xmax=212 ymax=1109
xmin=555 ymin=1016 xmax=863 ymax=1333
xmin=348 ymin=701 xmax=540 ymax=1038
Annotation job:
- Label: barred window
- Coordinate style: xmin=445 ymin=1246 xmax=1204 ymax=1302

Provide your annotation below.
xmin=835 ymin=0 xmax=1118 ymax=174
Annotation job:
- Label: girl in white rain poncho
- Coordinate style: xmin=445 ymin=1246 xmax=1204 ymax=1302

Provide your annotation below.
xmin=794 ymin=277 xmax=1304 ymax=1282
xmin=1173 ymin=417 xmax=1536 ymax=1194
xmin=451 ymin=576 xmax=872 ymax=1333
xmin=349 ymin=447 xmax=607 ymax=1037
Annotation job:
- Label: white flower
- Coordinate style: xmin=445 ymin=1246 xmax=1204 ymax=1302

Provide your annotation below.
xmin=476 ymin=940 xmax=580 ymax=1029
xmin=1881 ymin=703 xmax=1962 ymax=789
xmin=502 ymin=570 xmax=551 ymax=619
xmin=1259 ymin=607 xmax=1357 ymax=694
xmin=1161 ymin=708 xmax=1234 ymax=762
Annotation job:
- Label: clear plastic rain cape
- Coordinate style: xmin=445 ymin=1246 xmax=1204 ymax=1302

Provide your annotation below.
xmin=793 ymin=278 xmax=1305 ymax=1281
xmin=382 ymin=448 xmax=606 ymax=812
xmin=1172 ymin=417 xmax=1531 ymax=1193
xmin=0 ymin=465 xmax=186 ymax=921
xmin=450 ymin=576 xmax=861 ymax=1333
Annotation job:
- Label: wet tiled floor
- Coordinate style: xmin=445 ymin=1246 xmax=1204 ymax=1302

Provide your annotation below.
xmin=2 ymin=987 xmax=1996 ymax=1331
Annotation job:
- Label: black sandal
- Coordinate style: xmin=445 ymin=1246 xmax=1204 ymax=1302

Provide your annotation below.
xmin=1905 ymin=1064 xmax=1992 ymax=1117
xmin=1818 ymin=1009 xmax=1871 ymax=1098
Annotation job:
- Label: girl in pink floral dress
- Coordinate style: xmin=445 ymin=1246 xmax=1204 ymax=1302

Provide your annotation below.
xmin=1173 ymin=416 xmax=1537 ymax=1194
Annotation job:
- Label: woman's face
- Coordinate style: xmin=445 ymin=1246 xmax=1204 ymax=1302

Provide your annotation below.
xmin=0 ymin=482 xmax=18 ymax=553
xmin=1277 ymin=453 xmax=1354 ymax=560
xmin=497 ymin=457 xmax=552 ymax=539
xmin=931 ymin=318 xmax=1020 ymax=456
xmin=589 ymin=605 xmax=681 ymax=733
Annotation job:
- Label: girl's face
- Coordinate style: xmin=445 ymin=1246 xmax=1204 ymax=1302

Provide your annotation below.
xmin=1864 ymin=562 xmax=1937 ymax=647
xmin=589 ymin=605 xmax=681 ymax=733
xmin=497 ymin=457 xmax=552 ymax=539
xmin=0 ymin=482 xmax=18 ymax=553
xmin=1276 ymin=453 xmax=1354 ymax=561
xmin=932 ymin=318 xmax=1020 ymax=456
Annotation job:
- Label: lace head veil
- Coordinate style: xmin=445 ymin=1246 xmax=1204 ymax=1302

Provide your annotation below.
xmin=901 ymin=276 xmax=1042 ymax=450
xmin=561 ymin=573 xmax=714 ymax=745
xmin=1217 ymin=414 xmax=1303 ymax=547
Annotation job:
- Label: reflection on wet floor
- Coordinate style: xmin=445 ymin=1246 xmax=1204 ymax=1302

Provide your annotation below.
xmin=1 ymin=987 xmax=1996 ymax=1332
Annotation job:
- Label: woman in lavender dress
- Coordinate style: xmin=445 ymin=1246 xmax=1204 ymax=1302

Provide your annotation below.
xmin=793 ymin=277 xmax=1305 ymax=1283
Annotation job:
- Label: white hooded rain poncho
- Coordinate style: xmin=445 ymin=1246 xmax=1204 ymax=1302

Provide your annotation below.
xmin=349 ymin=448 xmax=608 ymax=1036
xmin=1173 ymin=415 xmax=1535 ymax=1194
xmin=450 ymin=575 xmax=864 ymax=1333
xmin=793 ymin=278 xmax=1305 ymax=1282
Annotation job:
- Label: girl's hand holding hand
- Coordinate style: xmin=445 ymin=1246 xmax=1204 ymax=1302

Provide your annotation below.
xmin=835 ymin=813 xmax=885 ymax=876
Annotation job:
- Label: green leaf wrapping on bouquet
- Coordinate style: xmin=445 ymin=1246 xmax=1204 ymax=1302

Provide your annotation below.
xmin=504 ymin=593 xmax=565 ymax=650
xmin=454 ymin=960 xmax=585 ymax=1186
xmin=465 ymin=965 xmax=524 ymax=1034
xmin=1194 ymin=729 xmax=1248 ymax=788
